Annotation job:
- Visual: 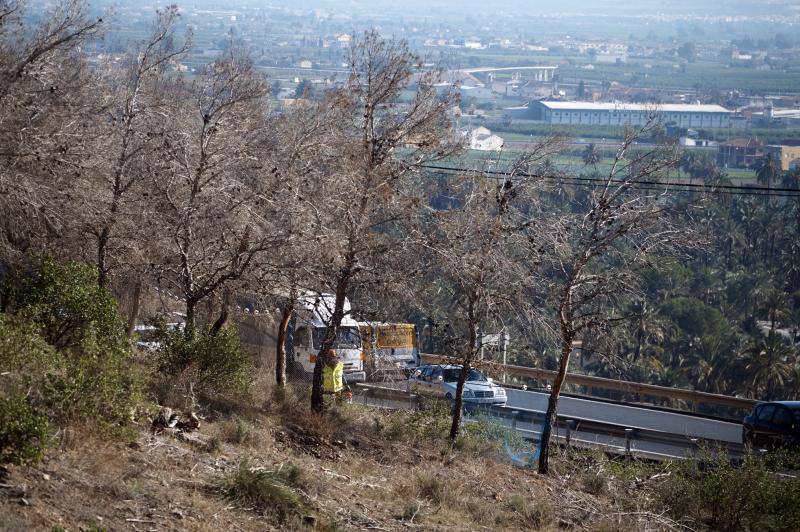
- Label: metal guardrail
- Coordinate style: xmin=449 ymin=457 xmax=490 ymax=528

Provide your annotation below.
xmin=473 ymin=403 xmax=744 ymax=460
xmin=354 ymin=383 xmax=744 ymax=461
xmin=420 ymin=354 xmax=757 ymax=412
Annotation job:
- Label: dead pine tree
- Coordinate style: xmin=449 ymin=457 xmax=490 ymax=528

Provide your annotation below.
xmin=530 ymin=117 xmax=694 ymax=474
xmin=414 ymin=169 xmax=526 ymax=439
xmin=149 ymin=46 xmax=276 ymax=338
xmin=89 ymin=5 xmax=191 ymax=289
xmin=307 ymin=31 xmax=458 ymax=412
xmin=410 ymin=137 xmax=565 ymax=439
xmin=255 ymin=100 xmax=340 ymax=387
xmin=0 ymin=0 xmax=104 ymax=260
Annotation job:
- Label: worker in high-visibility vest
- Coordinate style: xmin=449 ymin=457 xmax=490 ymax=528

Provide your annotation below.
xmin=322 ymin=349 xmax=344 ymax=394
xmin=322 ymin=349 xmax=353 ymax=403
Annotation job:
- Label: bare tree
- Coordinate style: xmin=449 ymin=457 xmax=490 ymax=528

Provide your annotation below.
xmin=0 ymin=0 xmax=104 ymax=260
xmin=252 ymin=100 xmax=340 ymax=386
xmin=528 ymin=119 xmax=693 ymax=474
xmin=307 ymin=31 xmax=459 ymax=412
xmin=410 ymin=138 xmax=563 ymax=439
xmin=149 ymin=47 xmax=276 ymax=337
xmin=86 ymin=5 xmax=191 ymax=289
xmin=415 ymin=171 xmax=520 ymax=438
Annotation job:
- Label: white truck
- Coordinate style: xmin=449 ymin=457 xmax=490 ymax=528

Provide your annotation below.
xmin=290 ymin=293 xmax=366 ymax=383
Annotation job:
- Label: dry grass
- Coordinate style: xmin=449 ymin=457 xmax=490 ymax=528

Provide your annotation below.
xmin=0 ymin=384 xmax=701 ymax=532
xmin=219 ymin=461 xmax=308 ymax=522
xmin=220 ymin=416 xmax=256 ymax=446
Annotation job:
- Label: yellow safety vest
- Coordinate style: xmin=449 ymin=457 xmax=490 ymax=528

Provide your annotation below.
xmin=323 ymin=362 xmax=344 ymax=393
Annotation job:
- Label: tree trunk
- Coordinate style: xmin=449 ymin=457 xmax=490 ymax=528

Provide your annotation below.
xmin=449 ymin=297 xmax=477 ymax=440
xmin=276 ymin=301 xmax=293 ymax=387
xmin=449 ymin=359 xmax=471 ymax=440
xmin=185 ymin=298 xmax=197 ymax=339
xmin=311 ymin=270 xmax=352 ymax=412
xmin=537 ymin=391 xmax=559 ymax=473
xmin=537 ymin=339 xmax=572 ymax=474
xmin=210 ymin=289 xmax=232 ymax=336
xmin=126 ymin=277 xmax=143 ymax=338
xmin=97 ymin=226 xmax=110 ymax=288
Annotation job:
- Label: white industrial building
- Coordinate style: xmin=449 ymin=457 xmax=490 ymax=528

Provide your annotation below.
xmin=531 ymin=101 xmax=731 ymax=128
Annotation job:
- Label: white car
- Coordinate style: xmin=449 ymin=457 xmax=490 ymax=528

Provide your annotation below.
xmin=409 ymin=364 xmax=507 ymax=406
xmin=133 ymin=322 xmax=184 ymax=351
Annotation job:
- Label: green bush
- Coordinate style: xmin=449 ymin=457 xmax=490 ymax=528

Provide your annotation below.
xmin=0 ymin=314 xmax=60 ymax=387
xmin=5 ymin=256 xmax=128 ymax=352
xmin=1 ymin=257 xmax=139 ymax=431
xmin=0 ymin=395 xmax=50 ymax=465
xmin=658 ymin=452 xmax=800 ymax=531
xmin=156 ymin=325 xmax=251 ymax=397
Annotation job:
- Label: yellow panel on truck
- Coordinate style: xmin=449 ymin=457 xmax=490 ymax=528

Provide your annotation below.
xmin=376 ymin=323 xmax=416 ymax=349
xmin=359 ymin=322 xmax=419 ymax=380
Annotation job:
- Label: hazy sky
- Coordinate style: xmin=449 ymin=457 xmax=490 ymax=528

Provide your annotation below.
xmin=90 ymin=0 xmax=800 ymax=17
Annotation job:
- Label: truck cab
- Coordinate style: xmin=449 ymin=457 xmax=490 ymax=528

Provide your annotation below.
xmin=291 ymin=293 xmax=366 ymax=383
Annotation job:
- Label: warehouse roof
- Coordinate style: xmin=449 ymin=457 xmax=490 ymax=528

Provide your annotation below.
xmin=538 ymin=101 xmax=729 ymax=113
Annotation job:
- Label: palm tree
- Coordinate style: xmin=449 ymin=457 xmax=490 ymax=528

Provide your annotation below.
xmin=630 ymin=299 xmax=674 ymax=361
xmin=762 ymin=288 xmax=791 ymax=332
xmin=754 ymin=152 xmax=780 ymax=190
xmin=581 ymin=143 xmax=601 ymax=169
xmin=740 ymin=333 xmax=796 ymax=399
xmin=679 ymin=335 xmax=735 ymax=394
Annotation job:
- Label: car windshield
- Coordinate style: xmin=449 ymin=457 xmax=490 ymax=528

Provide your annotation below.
xmin=312 ymin=326 xmax=361 ymax=349
xmin=442 ymin=368 xmax=488 ymax=382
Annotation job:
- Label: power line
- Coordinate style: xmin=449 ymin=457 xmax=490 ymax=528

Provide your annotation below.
xmin=421 ymin=164 xmax=800 ymax=198
xmin=538 ymin=177 xmax=800 ymax=198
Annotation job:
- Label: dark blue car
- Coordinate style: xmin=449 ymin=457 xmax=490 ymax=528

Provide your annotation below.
xmin=742 ymin=401 xmax=800 ymax=449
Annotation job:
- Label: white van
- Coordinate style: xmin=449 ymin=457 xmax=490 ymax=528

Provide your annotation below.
xmin=291 ymin=293 xmax=366 ymax=383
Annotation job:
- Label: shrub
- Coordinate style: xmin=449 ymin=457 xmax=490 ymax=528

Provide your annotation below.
xmin=0 ymin=257 xmax=139 ymax=431
xmin=0 ymin=314 xmax=60 ymax=390
xmin=38 ymin=338 xmax=140 ymax=428
xmin=658 ymin=451 xmax=800 ymax=531
xmin=383 ymin=398 xmax=452 ymax=442
xmin=414 ymin=472 xmax=460 ymax=507
xmin=0 ymin=395 xmax=50 ymax=465
xmin=220 ymin=461 xmax=307 ymax=520
xmin=156 ymin=325 xmax=251 ymax=398
xmin=455 ymin=413 xmax=527 ymax=457
xmin=4 ymin=256 xmax=128 ymax=352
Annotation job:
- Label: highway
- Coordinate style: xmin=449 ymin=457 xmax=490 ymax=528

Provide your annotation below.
xmin=358 ymin=382 xmax=745 ymax=459
xmin=505 ymin=389 xmax=743 ymax=444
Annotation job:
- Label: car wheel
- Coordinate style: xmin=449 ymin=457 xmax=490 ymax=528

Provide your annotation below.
xmin=445 ymin=393 xmax=453 ymax=400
